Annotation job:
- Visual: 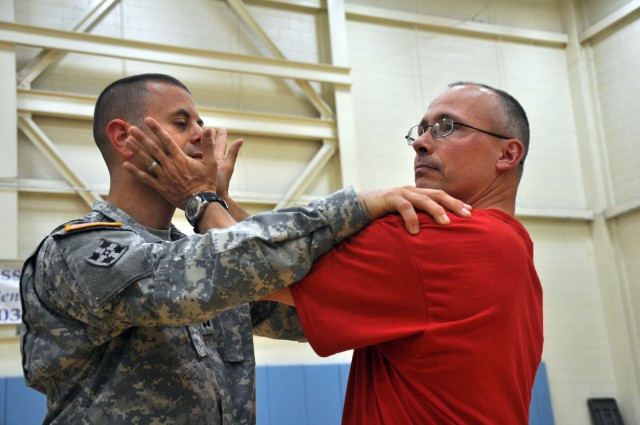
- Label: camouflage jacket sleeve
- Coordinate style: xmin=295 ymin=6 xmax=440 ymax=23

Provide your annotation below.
xmin=250 ymin=300 xmax=306 ymax=341
xmin=39 ymin=187 xmax=369 ymax=331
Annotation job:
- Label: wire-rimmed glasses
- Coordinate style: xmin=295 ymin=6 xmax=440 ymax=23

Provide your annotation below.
xmin=405 ymin=117 xmax=511 ymax=145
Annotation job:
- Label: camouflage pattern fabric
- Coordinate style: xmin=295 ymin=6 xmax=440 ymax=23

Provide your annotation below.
xmin=20 ymin=187 xmax=368 ymax=424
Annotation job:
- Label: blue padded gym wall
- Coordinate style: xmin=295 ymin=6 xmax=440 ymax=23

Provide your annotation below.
xmin=1 ymin=362 xmax=553 ymax=424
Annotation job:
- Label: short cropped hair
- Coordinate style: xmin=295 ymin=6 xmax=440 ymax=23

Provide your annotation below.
xmin=92 ymin=73 xmax=190 ymax=166
xmin=448 ymin=82 xmax=530 ymax=166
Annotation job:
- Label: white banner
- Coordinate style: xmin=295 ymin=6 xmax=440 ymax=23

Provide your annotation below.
xmin=0 ymin=263 xmax=22 ymax=324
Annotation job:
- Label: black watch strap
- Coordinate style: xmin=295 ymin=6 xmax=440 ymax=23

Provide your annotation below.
xmin=188 ymin=192 xmax=229 ymax=234
xmin=199 ymin=192 xmax=229 ymax=210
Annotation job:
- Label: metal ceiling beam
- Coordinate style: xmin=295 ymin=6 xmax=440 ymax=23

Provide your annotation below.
xmin=226 ymin=0 xmax=334 ymax=119
xmin=2 ymin=4 xmax=348 ymax=210
xmin=579 ymin=0 xmax=640 ymax=43
xmin=245 ymin=0 xmax=321 ymax=12
xmin=16 ymin=89 xmax=337 ymax=140
xmin=17 ymin=0 xmax=120 ymax=88
xmin=326 ymin=0 xmax=359 ymax=189
xmin=344 ymin=3 xmax=568 ymax=47
xmin=0 ymin=21 xmax=351 ymax=84
xmin=2 ymin=178 xmax=316 ymax=208
xmin=17 ymin=114 xmax=102 ymax=208
xmin=252 ymin=0 xmax=569 ymax=46
xmin=16 ymin=89 xmax=96 ymax=120
xmin=5 ymin=175 xmax=609 ymax=221
xmin=276 ymin=140 xmax=337 ymax=208
xmin=200 ymin=108 xmax=335 ymax=140
xmin=16 ymin=86 xmax=336 ymax=208
xmin=225 ymin=0 xmax=336 ymax=207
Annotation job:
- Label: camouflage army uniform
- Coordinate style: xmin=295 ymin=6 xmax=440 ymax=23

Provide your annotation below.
xmin=20 ymin=187 xmax=369 ymax=425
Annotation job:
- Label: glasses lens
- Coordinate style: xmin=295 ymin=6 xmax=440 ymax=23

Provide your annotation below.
xmin=406 ymin=125 xmax=419 ymax=144
xmin=432 ymin=118 xmax=454 ymax=138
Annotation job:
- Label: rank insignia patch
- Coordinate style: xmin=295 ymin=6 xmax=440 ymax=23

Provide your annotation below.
xmin=86 ymin=239 xmax=128 ymax=267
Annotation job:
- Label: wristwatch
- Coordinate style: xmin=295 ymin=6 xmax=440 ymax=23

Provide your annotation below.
xmin=185 ymin=192 xmax=229 ymax=232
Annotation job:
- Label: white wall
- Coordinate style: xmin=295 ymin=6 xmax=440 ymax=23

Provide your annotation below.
xmin=346 ymin=19 xmax=589 ymax=213
xmin=526 ymin=218 xmax=619 ymax=424
xmin=577 ymin=0 xmax=640 ymax=421
xmin=2 ymin=0 xmax=640 ymax=423
xmin=616 ymin=210 xmax=640 ymax=349
xmin=589 ymin=18 xmax=640 ymax=207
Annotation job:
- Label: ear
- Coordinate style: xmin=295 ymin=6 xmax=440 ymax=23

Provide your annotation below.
xmin=496 ymin=139 xmax=524 ymax=171
xmin=106 ymin=119 xmax=134 ymax=158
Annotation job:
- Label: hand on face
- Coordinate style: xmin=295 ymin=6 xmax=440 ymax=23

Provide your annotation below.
xmin=357 ymin=186 xmax=472 ymax=234
xmin=123 ymin=117 xmax=237 ymax=210
xmin=214 ymin=128 xmax=243 ymax=200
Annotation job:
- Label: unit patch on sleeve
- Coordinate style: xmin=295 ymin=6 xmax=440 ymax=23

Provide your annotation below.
xmin=86 ymin=239 xmax=129 ymax=267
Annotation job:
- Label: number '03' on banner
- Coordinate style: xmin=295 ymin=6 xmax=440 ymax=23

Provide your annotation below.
xmin=0 ymin=264 xmax=22 ymax=324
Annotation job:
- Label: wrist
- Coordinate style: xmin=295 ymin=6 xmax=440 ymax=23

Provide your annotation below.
xmin=356 ymin=190 xmax=379 ymax=221
xmin=196 ymin=201 xmax=237 ymax=232
xmin=185 ymin=192 xmax=229 ymax=233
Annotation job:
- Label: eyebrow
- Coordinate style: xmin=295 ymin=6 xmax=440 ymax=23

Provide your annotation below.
xmin=174 ymin=108 xmax=204 ymax=127
xmin=420 ymin=113 xmax=454 ymax=125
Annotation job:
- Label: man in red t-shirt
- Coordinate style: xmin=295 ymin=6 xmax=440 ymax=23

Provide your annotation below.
xmin=263 ymin=82 xmax=544 ymax=424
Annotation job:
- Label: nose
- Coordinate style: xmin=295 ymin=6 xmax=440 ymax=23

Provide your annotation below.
xmin=191 ymin=124 xmax=204 ymax=143
xmin=412 ymin=130 xmax=433 ymax=155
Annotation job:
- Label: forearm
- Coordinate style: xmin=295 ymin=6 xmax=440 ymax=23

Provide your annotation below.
xmin=251 ymin=300 xmax=306 ymax=341
xmin=194 ymin=201 xmax=237 ymax=232
xmin=149 ymin=187 xmax=369 ymax=318
xmin=221 ymin=187 xmax=368 ymax=285
xmin=222 ymin=195 xmax=250 ymax=222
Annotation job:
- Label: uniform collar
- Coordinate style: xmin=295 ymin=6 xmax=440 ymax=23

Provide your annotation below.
xmin=90 ymin=200 xmax=186 ymax=241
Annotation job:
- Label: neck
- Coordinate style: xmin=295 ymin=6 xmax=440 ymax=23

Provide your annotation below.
xmin=465 ymin=178 xmax=519 ymax=216
xmin=106 ymin=175 xmax=175 ymax=229
xmin=472 ymin=198 xmax=516 ymax=215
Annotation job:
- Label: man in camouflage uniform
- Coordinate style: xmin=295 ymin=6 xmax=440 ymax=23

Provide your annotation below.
xmin=20 ymin=73 xmax=466 ymax=424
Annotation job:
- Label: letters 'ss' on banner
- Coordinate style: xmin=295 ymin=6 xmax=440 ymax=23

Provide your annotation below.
xmin=0 ymin=263 xmax=22 ymax=324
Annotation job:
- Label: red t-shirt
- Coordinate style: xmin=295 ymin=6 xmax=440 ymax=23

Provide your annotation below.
xmin=290 ymin=209 xmax=543 ymax=425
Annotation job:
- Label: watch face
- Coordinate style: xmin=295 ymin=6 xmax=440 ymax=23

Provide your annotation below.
xmin=185 ymin=195 xmax=202 ymax=223
xmin=185 ymin=192 xmax=227 ymax=227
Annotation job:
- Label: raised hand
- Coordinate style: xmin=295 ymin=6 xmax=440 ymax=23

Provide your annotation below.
xmin=213 ymin=128 xmax=243 ymax=200
xmin=357 ymin=186 xmax=472 ymax=234
xmin=123 ymin=117 xmax=219 ymax=209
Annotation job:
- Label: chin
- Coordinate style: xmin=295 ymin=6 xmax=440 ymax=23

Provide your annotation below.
xmin=414 ymin=178 xmax=437 ymax=190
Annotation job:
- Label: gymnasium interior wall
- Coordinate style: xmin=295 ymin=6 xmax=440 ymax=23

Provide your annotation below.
xmin=1 ymin=0 xmax=639 ymax=423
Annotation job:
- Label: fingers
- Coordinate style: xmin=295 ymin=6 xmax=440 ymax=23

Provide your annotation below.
xmin=215 ymin=132 xmax=243 ymax=197
xmin=214 ymin=128 xmax=227 ymax=164
xmin=395 ymin=187 xmax=472 ymax=225
xmin=222 ymin=138 xmax=243 ymax=175
xmin=212 ymin=130 xmax=243 ymax=166
xmin=122 ymin=161 xmax=162 ymax=193
xmin=127 ymin=125 xmax=167 ymax=172
xmin=143 ymin=117 xmax=183 ymax=158
xmin=403 ymin=190 xmax=449 ymax=230
xmin=127 ymin=117 xmax=194 ymax=177
xmin=226 ymin=138 xmax=244 ymax=164
xmin=125 ymin=132 xmax=156 ymax=169
xmin=201 ymin=128 xmax=218 ymax=167
xmin=357 ymin=186 xmax=472 ymax=235
xmin=124 ymin=119 xmax=222 ymax=209
xmin=391 ymin=197 xmax=420 ymax=234
xmin=416 ymin=188 xmax=472 ymax=219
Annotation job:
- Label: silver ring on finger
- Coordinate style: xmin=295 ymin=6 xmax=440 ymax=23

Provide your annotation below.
xmin=148 ymin=160 xmax=160 ymax=173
